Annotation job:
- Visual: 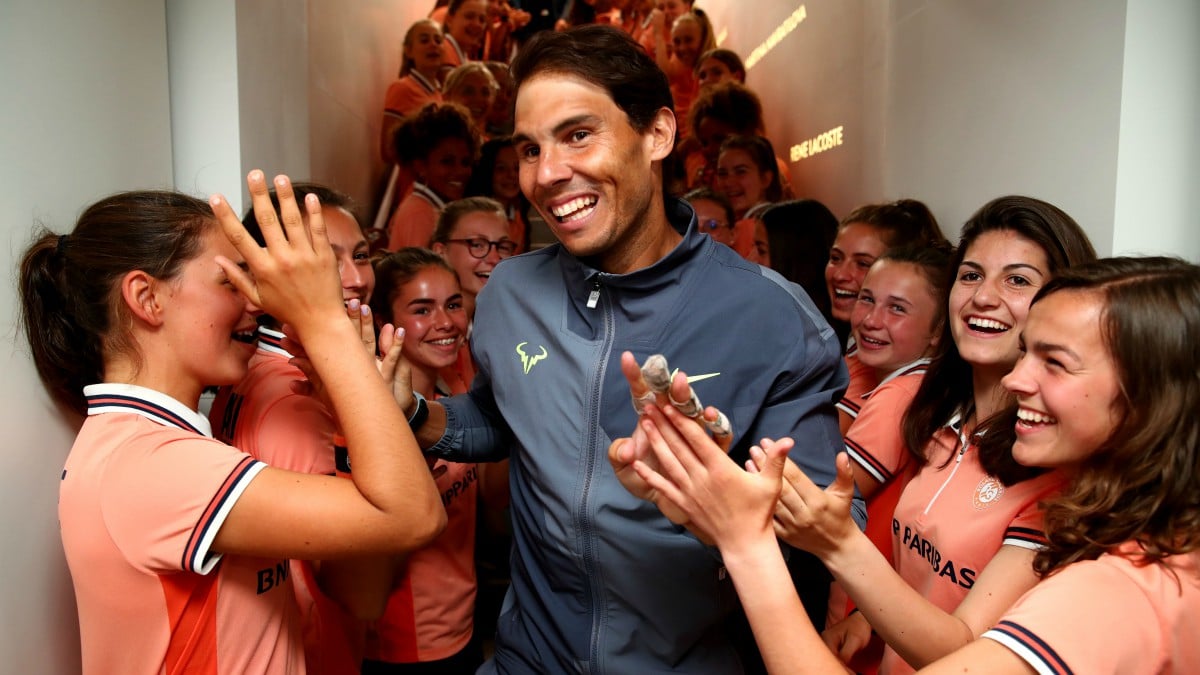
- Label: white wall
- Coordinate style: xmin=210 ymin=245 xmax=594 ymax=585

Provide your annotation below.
xmin=3 ymin=1 xmax=1197 ymax=666
xmin=234 ymin=0 xmax=313 ymax=198
xmin=881 ymin=0 xmax=1127 ymax=252
xmin=167 ymin=0 xmax=243 ymax=208
xmin=1111 ymin=0 xmax=1200 ymax=259
xmin=0 ymin=0 xmax=175 ymax=671
xmin=702 ymin=0 xmax=1200 ymax=257
xmin=166 ymin=0 xmax=424 ymax=218
xmin=307 ymin=0 xmax=422 ymax=220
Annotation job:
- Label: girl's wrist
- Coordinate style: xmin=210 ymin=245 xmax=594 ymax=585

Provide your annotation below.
xmin=718 ymin=528 xmax=781 ymax=571
xmin=821 ymin=527 xmax=873 ymax=575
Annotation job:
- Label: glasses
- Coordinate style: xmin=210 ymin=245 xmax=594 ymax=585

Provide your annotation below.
xmin=699 ymin=218 xmax=731 ymax=232
xmin=446 ymin=237 xmax=518 ymax=259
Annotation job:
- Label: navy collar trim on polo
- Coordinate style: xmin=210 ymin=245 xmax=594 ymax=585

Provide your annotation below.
xmin=84 ymin=383 xmax=212 ymax=437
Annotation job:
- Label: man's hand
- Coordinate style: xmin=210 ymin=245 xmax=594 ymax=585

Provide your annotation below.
xmin=608 ymin=351 xmax=732 ymax=526
xmin=630 ymin=404 xmax=793 ymax=548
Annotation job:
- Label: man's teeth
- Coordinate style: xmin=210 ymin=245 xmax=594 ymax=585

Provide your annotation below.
xmin=968 ymin=317 xmax=1011 ymax=332
xmin=1017 ymin=408 xmax=1057 ymax=424
xmin=861 ymin=336 xmax=886 ymax=346
xmin=232 ymin=330 xmax=257 ymax=344
xmin=551 ymin=196 xmax=597 ymax=222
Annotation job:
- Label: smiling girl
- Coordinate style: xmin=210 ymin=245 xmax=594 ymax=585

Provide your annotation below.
xmin=715 ymin=134 xmax=785 ymax=265
xmin=715 ymin=134 xmax=782 ymax=222
xmin=441 ymin=0 xmax=488 ymax=66
xmin=466 ymin=138 xmax=530 ymax=252
xmin=443 ymin=62 xmax=498 ymax=140
xmin=365 ymin=248 xmax=484 ymax=674
xmin=814 ymin=196 xmax=1096 ymax=674
xmin=827 ymin=245 xmax=952 ymax=666
xmin=629 ymin=257 xmax=1200 ymax=675
xmin=658 ymin=11 xmax=714 ymax=135
xmin=381 ymin=20 xmax=445 ymax=164
xmin=388 ymin=103 xmax=480 ymax=251
xmin=22 ymin=174 xmax=444 ymax=674
xmin=827 ymin=199 xmax=947 ymax=433
xmin=953 ymin=257 xmax=1200 ymax=674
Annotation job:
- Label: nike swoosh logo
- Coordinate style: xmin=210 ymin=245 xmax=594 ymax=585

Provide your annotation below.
xmin=670 ymin=368 xmax=721 ymax=384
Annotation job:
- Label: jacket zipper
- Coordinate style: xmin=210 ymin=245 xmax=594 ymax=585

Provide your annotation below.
xmin=582 ymin=274 xmax=612 ymax=671
xmin=586 ymin=277 xmax=602 ymax=309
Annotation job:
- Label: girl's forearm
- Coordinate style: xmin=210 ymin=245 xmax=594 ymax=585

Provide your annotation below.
xmin=721 ymin=535 xmax=845 ymax=675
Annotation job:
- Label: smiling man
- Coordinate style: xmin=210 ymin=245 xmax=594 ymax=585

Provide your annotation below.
xmin=407 ymin=25 xmax=855 ymax=673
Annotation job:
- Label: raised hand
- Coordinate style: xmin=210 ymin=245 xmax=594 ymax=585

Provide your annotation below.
xmin=285 ymin=300 xmax=378 ymax=407
xmin=609 ymin=351 xmax=731 ymax=506
xmin=210 ymin=172 xmax=343 ymax=340
xmin=629 ymin=403 xmax=792 ymax=548
xmin=759 ymin=450 xmax=859 ymax=559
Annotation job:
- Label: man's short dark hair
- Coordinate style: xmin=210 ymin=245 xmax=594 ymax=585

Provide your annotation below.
xmin=511 ymin=24 xmax=673 ymax=133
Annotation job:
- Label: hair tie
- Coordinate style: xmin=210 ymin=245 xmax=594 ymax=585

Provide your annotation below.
xmin=56 ymin=234 xmax=69 ymax=255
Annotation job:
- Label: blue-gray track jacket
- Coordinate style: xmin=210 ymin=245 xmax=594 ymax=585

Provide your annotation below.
xmin=432 ymin=199 xmax=856 ymax=673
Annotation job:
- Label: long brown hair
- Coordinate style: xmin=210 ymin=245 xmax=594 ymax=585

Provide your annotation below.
xmin=901 ymin=196 xmax=1097 ymax=483
xmin=999 ymin=257 xmax=1200 ymax=576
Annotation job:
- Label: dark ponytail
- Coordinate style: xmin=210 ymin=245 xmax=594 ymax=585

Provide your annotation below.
xmin=18 ymin=191 xmax=213 ymax=413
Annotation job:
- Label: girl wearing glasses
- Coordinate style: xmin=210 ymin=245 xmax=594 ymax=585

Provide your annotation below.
xmin=430 ymin=197 xmax=517 ymax=324
xmin=429 ymin=197 xmax=517 ymax=651
xmin=682 ymin=187 xmax=736 ymax=249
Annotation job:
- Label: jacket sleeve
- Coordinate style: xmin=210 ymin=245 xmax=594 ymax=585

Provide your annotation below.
xmin=740 ymin=285 xmax=866 ymax=529
xmin=428 ymin=367 xmax=515 ymax=462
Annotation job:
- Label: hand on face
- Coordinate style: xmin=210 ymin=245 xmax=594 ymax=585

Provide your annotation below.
xmin=211 ymin=172 xmax=343 ymax=340
xmin=284 ymin=299 xmax=378 ymax=414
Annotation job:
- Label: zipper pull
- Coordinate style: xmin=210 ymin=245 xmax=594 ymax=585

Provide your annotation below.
xmin=586 ymin=278 xmax=601 ymax=309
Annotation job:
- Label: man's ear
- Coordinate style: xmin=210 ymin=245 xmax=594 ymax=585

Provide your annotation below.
xmin=645 ymin=106 xmax=677 ymax=162
xmin=120 ymin=270 xmax=165 ymax=327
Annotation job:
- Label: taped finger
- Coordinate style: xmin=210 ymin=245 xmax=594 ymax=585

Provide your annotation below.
xmin=632 ymin=390 xmax=657 ymax=415
xmin=641 ymin=354 xmax=672 ymax=393
xmin=668 ymin=387 xmax=703 ymax=418
xmin=703 ymin=409 xmax=732 ymax=438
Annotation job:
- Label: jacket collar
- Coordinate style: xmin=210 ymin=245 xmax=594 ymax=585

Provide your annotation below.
xmin=557 ymin=197 xmax=712 ymax=297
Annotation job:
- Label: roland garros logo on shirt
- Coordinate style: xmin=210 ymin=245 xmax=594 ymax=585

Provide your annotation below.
xmin=972 ymin=476 xmax=1004 ymax=510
